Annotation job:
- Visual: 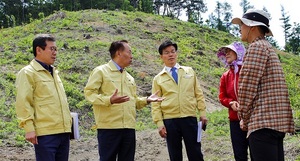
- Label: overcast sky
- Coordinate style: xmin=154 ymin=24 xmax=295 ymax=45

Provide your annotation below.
xmin=181 ymin=0 xmax=299 ymax=48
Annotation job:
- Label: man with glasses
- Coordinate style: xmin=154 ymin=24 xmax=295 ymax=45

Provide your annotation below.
xmin=151 ymin=40 xmax=207 ymax=161
xmin=15 ymin=34 xmax=72 ymax=161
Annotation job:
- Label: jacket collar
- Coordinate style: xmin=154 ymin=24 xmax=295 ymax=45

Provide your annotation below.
xmin=108 ymin=60 xmax=121 ymax=72
xmin=164 ymin=63 xmax=180 ymax=73
xmin=30 ymin=59 xmax=48 ymax=71
xmin=158 ymin=63 xmax=183 ymax=76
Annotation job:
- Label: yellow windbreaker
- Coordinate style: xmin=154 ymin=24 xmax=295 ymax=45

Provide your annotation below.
xmin=84 ymin=60 xmax=147 ymax=129
xmin=15 ymin=59 xmax=72 ymax=136
xmin=151 ymin=65 xmax=206 ymax=127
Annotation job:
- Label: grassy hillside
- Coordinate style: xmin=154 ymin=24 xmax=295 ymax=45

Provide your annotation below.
xmin=1 ymin=9 xmax=300 ymax=159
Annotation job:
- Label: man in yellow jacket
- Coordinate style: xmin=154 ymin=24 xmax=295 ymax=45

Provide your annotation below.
xmin=84 ymin=40 xmax=163 ymax=161
xmin=15 ymin=34 xmax=72 ymax=161
xmin=151 ymin=40 xmax=207 ymax=161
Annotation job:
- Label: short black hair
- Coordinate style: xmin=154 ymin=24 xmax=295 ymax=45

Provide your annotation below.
xmin=259 ymin=26 xmax=270 ymax=35
xmin=109 ymin=40 xmax=128 ymax=58
xmin=158 ymin=40 xmax=178 ymax=55
xmin=33 ymin=34 xmax=55 ymax=57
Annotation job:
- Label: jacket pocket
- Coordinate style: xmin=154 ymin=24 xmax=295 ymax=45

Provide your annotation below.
xmin=34 ymin=99 xmax=58 ymax=129
xmin=37 ymin=99 xmax=53 ymax=106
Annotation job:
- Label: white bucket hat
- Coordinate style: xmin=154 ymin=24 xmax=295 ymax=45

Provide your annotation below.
xmin=216 ymin=41 xmax=246 ymax=74
xmin=231 ymin=9 xmax=273 ymax=36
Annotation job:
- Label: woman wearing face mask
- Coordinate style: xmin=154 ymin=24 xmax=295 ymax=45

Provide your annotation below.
xmin=217 ymin=41 xmax=251 ymax=161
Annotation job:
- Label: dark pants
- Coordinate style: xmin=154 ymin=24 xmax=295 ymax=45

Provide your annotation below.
xmin=34 ymin=133 xmax=70 ymax=161
xmin=97 ymin=129 xmax=135 ymax=161
xmin=249 ymin=128 xmax=285 ymax=161
xmin=164 ymin=117 xmax=204 ymax=161
xmin=230 ymin=121 xmax=250 ymax=161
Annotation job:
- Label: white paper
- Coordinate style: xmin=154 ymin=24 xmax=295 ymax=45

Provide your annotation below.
xmin=197 ymin=121 xmax=202 ymax=142
xmin=71 ymin=112 xmax=80 ymax=140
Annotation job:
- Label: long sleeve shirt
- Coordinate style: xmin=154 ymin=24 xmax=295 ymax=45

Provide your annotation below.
xmin=84 ymin=60 xmax=147 ymax=129
xmin=151 ymin=65 xmax=206 ymax=127
xmin=219 ymin=66 xmax=241 ymax=121
xmin=238 ymin=37 xmax=294 ymax=137
xmin=15 ymin=59 xmax=72 ymax=136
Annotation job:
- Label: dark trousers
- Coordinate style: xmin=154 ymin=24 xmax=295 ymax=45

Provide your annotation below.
xmin=249 ymin=128 xmax=285 ymax=161
xmin=34 ymin=133 xmax=70 ymax=161
xmin=97 ymin=129 xmax=136 ymax=161
xmin=164 ymin=117 xmax=204 ymax=161
xmin=230 ymin=121 xmax=250 ymax=161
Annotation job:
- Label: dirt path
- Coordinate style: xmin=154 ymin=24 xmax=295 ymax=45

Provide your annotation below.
xmin=2 ymin=100 xmax=298 ymax=160
xmin=1 ymin=95 xmax=223 ymax=161
xmin=2 ymin=129 xmax=299 ymax=161
xmin=1 ymin=130 xmax=184 ymax=161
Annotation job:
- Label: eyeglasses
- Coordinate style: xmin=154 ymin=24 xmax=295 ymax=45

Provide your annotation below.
xmin=163 ymin=50 xmax=176 ymax=55
xmin=48 ymin=46 xmax=57 ymax=52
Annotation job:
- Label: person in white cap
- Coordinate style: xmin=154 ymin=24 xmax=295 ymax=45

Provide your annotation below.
xmin=217 ymin=41 xmax=252 ymax=161
xmin=231 ymin=9 xmax=295 ymax=161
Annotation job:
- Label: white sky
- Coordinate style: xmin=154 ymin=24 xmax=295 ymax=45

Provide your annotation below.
xmin=182 ymin=0 xmax=299 ymax=48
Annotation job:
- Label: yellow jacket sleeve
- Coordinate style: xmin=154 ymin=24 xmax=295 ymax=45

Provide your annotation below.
xmin=15 ymin=68 xmax=35 ymax=133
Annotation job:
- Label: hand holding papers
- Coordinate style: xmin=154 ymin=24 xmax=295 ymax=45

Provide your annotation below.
xmin=70 ymin=112 xmax=80 ymax=140
xmin=197 ymin=121 xmax=206 ymax=142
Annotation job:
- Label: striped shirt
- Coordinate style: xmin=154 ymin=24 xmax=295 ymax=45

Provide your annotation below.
xmin=238 ymin=37 xmax=295 ymax=137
